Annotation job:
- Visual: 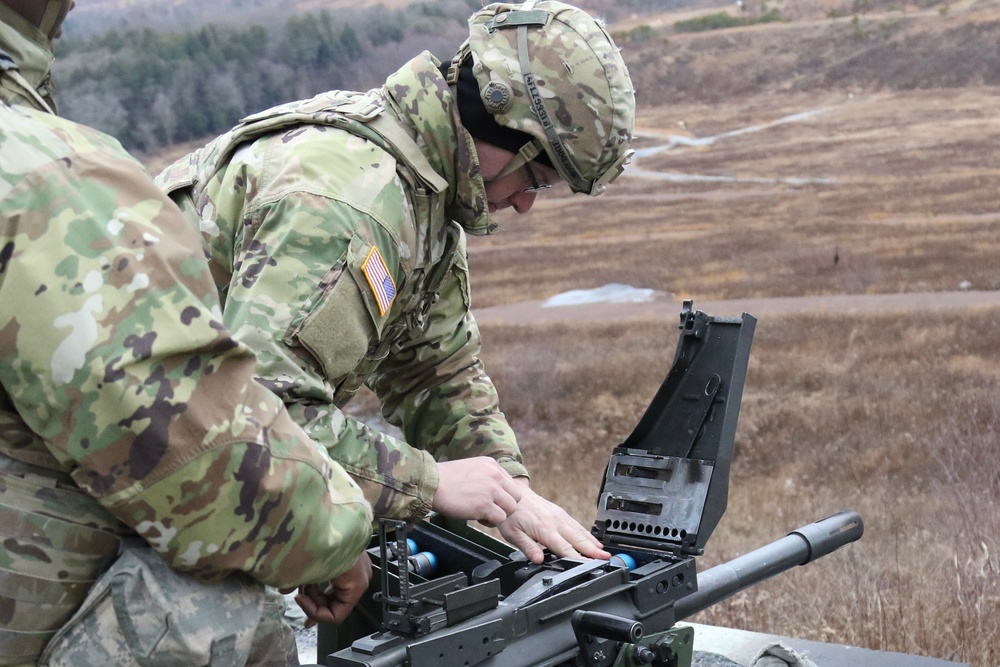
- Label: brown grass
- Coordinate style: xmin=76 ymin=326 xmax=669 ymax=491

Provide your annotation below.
xmin=475 ymin=310 xmax=1000 ymax=666
xmin=468 ymin=88 xmax=1000 ymax=309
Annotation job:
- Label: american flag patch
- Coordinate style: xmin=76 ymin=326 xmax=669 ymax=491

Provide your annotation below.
xmin=361 ymin=246 xmax=396 ymax=316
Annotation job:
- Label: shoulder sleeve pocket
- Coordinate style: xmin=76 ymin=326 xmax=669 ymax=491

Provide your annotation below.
xmin=293 ymin=234 xmax=390 ymax=381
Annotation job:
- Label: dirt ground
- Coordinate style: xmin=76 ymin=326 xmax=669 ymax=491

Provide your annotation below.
xmin=475 ymin=290 xmax=1000 ymax=325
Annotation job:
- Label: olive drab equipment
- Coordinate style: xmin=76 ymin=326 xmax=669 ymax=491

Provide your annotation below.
xmin=446 ymin=0 xmax=636 ymax=196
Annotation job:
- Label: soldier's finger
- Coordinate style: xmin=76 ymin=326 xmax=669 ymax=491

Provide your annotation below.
xmin=294 ymin=594 xmax=321 ymax=628
xmin=563 ymin=525 xmax=609 ymax=558
xmin=327 ymin=597 xmax=361 ymax=625
xmin=481 ymin=504 xmax=509 ymax=528
xmin=500 ymin=475 xmax=524 ymax=504
xmin=300 ymin=594 xmax=341 ymax=626
xmin=494 ymin=488 xmax=519 ymax=517
xmin=515 ymin=537 xmax=545 ymax=565
xmin=546 ymin=536 xmax=582 ymax=560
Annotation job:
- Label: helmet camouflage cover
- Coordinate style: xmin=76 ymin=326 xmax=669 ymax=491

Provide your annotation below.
xmin=2 ymin=0 xmax=73 ymax=37
xmin=451 ymin=0 xmax=636 ymax=196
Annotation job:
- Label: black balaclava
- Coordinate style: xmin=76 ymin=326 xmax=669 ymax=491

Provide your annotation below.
xmin=442 ymin=60 xmax=553 ymax=169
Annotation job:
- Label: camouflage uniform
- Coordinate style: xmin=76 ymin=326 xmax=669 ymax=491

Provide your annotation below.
xmin=157 ymin=52 xmax=529 ymax=523
xmin=0 ymin=13 xmax=372 ymax=666
xmin=0 ymin=3 xmax=56 ymax=113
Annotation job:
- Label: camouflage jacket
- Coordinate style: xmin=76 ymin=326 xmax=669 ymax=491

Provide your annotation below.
xmin=0 ymin=100 xmax=373 ymax=589
xmin=157 ymin=53 xmax=527 ymax=523
xmin=0 ymin=4 xmax=56 ymax=113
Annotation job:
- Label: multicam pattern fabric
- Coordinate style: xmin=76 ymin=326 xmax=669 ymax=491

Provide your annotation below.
xmin=0 ymin=99 xmax=373 ymax=663
xmin=157 ymin=53 xmax=528 ymax=524
xmin=464 ymin=1 xmax=635 ymax=193
xmin=0 ymin=5 xmax=57 ymax=113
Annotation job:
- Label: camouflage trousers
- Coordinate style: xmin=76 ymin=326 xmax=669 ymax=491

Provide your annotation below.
xmin=0 ymin=457 xmax=129 ymax=665
xmin=38 ymin=542 xmax=300 ymax=667
xmin=0 ymin=456 xmax=298 ymax=666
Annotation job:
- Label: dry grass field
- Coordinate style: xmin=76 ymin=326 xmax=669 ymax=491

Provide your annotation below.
xmin=469 ymin=312 xmax=999 ymax=666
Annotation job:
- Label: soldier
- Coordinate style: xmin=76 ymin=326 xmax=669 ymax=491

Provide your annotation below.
xmin=0 ymin=1 xmax=412 ymax=664
xmin=157 ymin=0 xmax=636 ymax=630
xmin=0 ymin=0 xmax=66 ymax=112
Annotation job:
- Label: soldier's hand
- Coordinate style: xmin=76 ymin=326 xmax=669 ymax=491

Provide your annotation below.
xmin=433 ymin=457 xmax=523 ymax=527
xmin=292 ymin=552 xmax=372 ymax=627
xmin=497 ymin=478 xmax=611 ymax=565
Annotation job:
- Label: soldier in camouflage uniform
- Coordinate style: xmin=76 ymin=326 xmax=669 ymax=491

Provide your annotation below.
xmin=0 ymin=1 xmax=377 ymax=664
xmin=157 ymin=0 xmax=636 ymax=627
xmin=0 ymin=0 xmax=65 ymax=113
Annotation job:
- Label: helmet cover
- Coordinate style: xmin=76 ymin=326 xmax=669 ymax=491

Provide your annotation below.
xmin=456 ymin=0 xmax=635 ymax=195
xmin=2 ymin=0 xmax=73 ymax=38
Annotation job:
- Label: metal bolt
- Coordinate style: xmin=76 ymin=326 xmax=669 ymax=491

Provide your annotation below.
xmin=632 ymin=646 xmax=657 ymax=665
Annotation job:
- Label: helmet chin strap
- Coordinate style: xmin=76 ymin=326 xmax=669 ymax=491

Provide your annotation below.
xmin=39 ymin=0 xmax=68 ymax=39
xmin=508 ymin=3 xmax=592 ymax=193
xmin=491 ymin=139 xmax=544 ymax=182
xmin=445 ymin=40 xmax=469 ymax=86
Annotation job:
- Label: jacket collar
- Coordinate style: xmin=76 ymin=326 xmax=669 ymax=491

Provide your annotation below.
xmin=0 ymin=4 xmax=56 ymax=112
xmin=382 ymin=52 xmax=500 ymax=236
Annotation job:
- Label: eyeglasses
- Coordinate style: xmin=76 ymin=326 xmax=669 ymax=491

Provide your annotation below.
xmin=523 ymin=161 xmax=553 ymax=194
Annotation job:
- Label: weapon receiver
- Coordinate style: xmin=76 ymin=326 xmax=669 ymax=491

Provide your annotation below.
xmin=316 ymin=301 xmax=864 ymax=667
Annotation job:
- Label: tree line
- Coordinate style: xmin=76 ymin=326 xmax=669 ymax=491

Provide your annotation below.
xmin=53 ymin=0 xmax=479 ymax=154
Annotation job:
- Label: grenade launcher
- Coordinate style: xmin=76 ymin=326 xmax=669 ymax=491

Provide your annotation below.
xmin=313 ymin=301 xmax=864 ymax=667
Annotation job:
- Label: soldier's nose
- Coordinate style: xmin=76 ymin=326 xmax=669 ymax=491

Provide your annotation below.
xmin=510 ymin=191 xmax=537 ymax=214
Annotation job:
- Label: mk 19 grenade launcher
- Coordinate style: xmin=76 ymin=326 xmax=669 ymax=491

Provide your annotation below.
xmin=315 ymin=301 xmax=864 ymax=667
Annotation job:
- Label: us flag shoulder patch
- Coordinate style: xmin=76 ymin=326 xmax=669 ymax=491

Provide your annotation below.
xmin=361 ymin=246 xmax=396 ymax=316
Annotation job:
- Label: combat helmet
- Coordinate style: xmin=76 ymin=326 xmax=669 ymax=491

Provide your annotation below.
xmin=447 ymin=0 xmax=635 ymax=196
xmin=1 ymin=0 xmax=74 ymax=38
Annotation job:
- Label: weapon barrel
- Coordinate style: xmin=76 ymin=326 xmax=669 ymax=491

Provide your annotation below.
xmin=675 ymin=511 xmax=863 ymax=620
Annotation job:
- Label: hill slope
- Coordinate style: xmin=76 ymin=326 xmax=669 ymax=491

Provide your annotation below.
xmin=618 ymin=0 xmax=1000 ymax=104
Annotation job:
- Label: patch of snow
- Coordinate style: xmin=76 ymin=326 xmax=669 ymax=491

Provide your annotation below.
xmin=542 ymin=284 xmax=656 ymax=308
xmin=296 ymin=626 xmax=318 ymax=664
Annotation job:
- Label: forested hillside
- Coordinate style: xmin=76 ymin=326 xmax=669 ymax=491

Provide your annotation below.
xmin=56 ymin=0 xmax=722 ymax=154
xmin=56 ymin=0 xmax=730 ymax=154
xmin=53 ymin=0 xmax=480 ymax=153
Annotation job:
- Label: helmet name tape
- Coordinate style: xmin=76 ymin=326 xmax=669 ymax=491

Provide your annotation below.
xmin=513 ymin=17 xmax=589 ymax=191
xmin=523 ymin=72 xmax=583 ymax=186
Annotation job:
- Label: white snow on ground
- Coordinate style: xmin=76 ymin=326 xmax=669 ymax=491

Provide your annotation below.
xmin=542 ymin=283 xmax=656 ymax=307
xmin=296 ymin=626 xmax=318 ymax=664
